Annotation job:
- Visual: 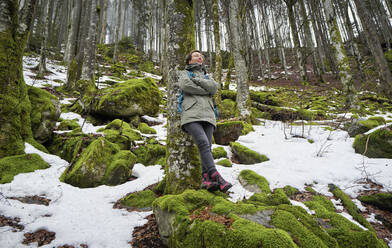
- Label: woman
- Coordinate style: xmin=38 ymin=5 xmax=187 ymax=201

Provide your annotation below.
xmin=178 ymin=50 xmax=232 ymax=192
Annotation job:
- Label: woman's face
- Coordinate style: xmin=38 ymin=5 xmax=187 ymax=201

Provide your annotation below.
xmin=189 ymin=52 xmax=204 ymax=65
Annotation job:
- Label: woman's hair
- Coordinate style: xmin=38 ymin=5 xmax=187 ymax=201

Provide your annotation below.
xmin=185 ymin=50 xmax=203 ymax=64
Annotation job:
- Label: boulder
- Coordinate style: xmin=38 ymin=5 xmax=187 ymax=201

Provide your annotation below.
xmin=98 ymin=119 xmax=142 ymax=150
xmin=353 ymin=125 xmax=392 ymax=158
xmin=93 ymin=78 xmax=161 ymax=118
xmin=212 ymin=147 xmax=227 ymax=159
xmin=230 ymin=142 xmax=269 ymax=164
xmin=132 ymin=143 xmax=166 ymax=166
xmin=61 ymin=137 xmax=136 ymax=188
xmin=28 ymin=86 xmax=61 ymax=143
xmin=214 ymin=121 xmax=244 ymax=145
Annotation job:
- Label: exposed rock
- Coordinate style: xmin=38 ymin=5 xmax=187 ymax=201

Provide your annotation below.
xmin=239 ymin=209 xmax=275 ymax=228
xmin=359 ymin=193 xmax=392 ymax=212
xmin=213 ymin=121 xmax=243 ymax=145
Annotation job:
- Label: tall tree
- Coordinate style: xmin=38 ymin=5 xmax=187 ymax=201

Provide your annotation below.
xmin=164 ymin=0 xmax=200 ymax=194
xmin=228 ymin=0 xmax=251 ymax=120
xmin=64 ymin=0 xmax=82 ymax=64
xmin=0 ymin=0 xmax=38 ymax=158
xmin=324 ymin=0 xmax=356 ymax=108
xmin=212 ymin=0 xmax=222 ymax=104
xmin=113 ymin=0 xmax=122 ymax=63
xmin=37 ymin=0 xmax=50 ymax=77
xmin=353 ymin=0 xmax=392 ymax=94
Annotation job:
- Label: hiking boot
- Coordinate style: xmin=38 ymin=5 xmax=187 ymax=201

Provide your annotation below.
xmin=211 ymin=171 xmax=232 ymax=193
xmin=201 ymin=173 xmax=219 ymax=191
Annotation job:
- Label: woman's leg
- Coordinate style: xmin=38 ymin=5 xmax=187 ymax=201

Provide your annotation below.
xmin=183 ymin=122 xmax=217 ymax=176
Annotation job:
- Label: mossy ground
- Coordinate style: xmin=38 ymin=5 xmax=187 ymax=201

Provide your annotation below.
xmin=0 ymin=154 xmax=49 ymax=183
xmin=353 ymin=125 xmax=392 ymax=158
xmin=120 ymin=189 xmax=157 ymax=209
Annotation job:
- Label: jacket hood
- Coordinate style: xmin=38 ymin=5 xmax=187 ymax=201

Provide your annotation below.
xmin=185 ymin=63 xmax=207 ymax=74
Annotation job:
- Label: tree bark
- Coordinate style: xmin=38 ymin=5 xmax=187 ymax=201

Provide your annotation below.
xmin=81 ymin=0 xmax=99 ymax=81
xmin=164 ymin=0 xmax=200 ymax=194
xmin=113 ymin=0 xmax=122 ymax=63
xmin=228 ymin=0 xmax=250 ymax=120
xmin=324 ymin=0 xmax=356 ymax=108
xmin=212 ymin=0 xmax=222 ymax=104
xmin=64 ymin=0 xmax=82 ymax=64
xmin=0 ymin=0 xmax=38 ymax=158
xmin=38 ymin=0 xmax=50 ymax=77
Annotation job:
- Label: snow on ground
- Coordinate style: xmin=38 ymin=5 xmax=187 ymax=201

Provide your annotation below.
xmin=1 ymin=56 xmax=391 ymax=247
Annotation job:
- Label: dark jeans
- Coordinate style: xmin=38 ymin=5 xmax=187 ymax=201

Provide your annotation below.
xmin=183 ymin=121 xmax=217 ymax=176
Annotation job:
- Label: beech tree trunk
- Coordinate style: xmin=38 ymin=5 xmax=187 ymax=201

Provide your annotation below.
xmin=324 ymin=0 xmax=356 ymax=108
xmin=0 ymin=0 xmax=38 ymax=158
xmin=212 ymin=0 xmax=222 ymax=104
xmin=113 ymin=0 xmax=122 ymax=63
xmin=64 ymin=0 xmax=82 ymax=64
xmin=228 ymin=0 xmax=250 ymax=120
xmin=164 ymin=0 xmax=200 ymax=194
xmin=38 ymin=0 xmax=50 ymax=77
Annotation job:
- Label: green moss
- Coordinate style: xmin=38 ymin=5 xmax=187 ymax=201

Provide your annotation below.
xmin=353 ymin=126 xmax=392 ymax=158
xmin=357 ymin=119 xmax=381 ymax=130
xmin=359 ymin=193 xmax=392 ymax=212
xmin=99 ymin=119 xmax=142 ymax=150
xmin=0 ymin=154 xmax=49 ymax=183
xmin=109 ymin=63 xmax=127 ymax=78
xmin=239 ymin=169 xmax=271 ymax=194
xmin=305 ymin=186 xmax=317 ymax=194
xmin=138 ymin=122 xmax=157 ymax=134
xmin=217 ymin=99 xmax=237 ymax=119
xmin=329 ymin=184 xmax=374 ymax=231
xmin=271 ymin=209 xmax=329 ymax=248
xmin=47 ymin=133 xmax=94 ymax=163
xmin=212 ymin=147 xmax=227 ymax=159
xmin=241 ymin=122 xmax=254 ymax=135
xmin=57 ymin=119 xmax=80 ymax=130
xmin=230 ymin=142 xmax=269 ymax=164
xmin=248 ymin=189 xmax=290 ymax=206
xmin=95 ymin=78 xmax=161 ymax=117
xmin=217 ymin=158 xmax=232 ymax=167
xmin=283 ymin=185 xmax=299 ymax=197
xmin=120 ymin=189 xmax=156 ymax=209
xmin=221 ymin=90 xmax=237 ymax=101
xmin=133 ymin=143 xmax=166 ymax=166
xmin=304 ymin=192 xmax=387 ymax=248
xmin=250 ymin=91 xmax=281 ymax=106
xmin=61 ymin=137 xmax=135 ymax=187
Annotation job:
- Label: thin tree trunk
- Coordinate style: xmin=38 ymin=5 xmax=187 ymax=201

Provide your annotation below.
xmin=38 ymin=0 xmax=50 ymax=77
xmin=212 ymin=0 xmax=222 ymax=104
xmin=113 ymin=0 xmax=122 ymax=63
xmin=81 ymin=0 xmax=98 ymax=82
xmin=64 ymin=0 xmax=82 ymax=64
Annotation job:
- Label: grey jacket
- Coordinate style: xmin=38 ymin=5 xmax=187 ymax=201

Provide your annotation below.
xmin=178 ymin=65 xmax=219 ymax=129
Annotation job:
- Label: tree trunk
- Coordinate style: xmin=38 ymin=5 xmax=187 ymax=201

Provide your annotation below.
xmin=99 ymin=0 xmax=108 ymax=44
xmin=324 ymin=0 xmax=356 ymax=108
xmin=353 ymin=0 xmax=392 ymax=94
xmin=0 ymin=0 xmax=38 ymax=158
xmin=81 ymin=0 xmax=99 ymax=82
xmin=228 ymin=0 xmax=250 ymax=120
xmin=285 ymin=0 xmax=307 ymax=81
xmin=212 ymin=0 xmax=222 ymax=104
xmin=38 ymin=0 xmax=50 ymax=77
xmin=164 ymin=0 xmax=200 ymax=194
xmin=64 ymin=0 xmax=82 ymax=64
xmin=113 ymin=0 xmax=122 ymax=63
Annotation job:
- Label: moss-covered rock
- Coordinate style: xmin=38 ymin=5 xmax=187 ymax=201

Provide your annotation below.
xmin=250 ymin=91 xmax=282 ymax=106
xmin=57 ymin=119 xmax=80 ymax=131
xmin=28 ymin=86 xmax=61 ymax=143
xmin=230 ymin=142 xmax=269 ymax=164
xmin=133 ymin=143 xmax=166 ymax=166
xmin=61 ymin=137 xmax=136 ymax=188
xmin=359 ymin=193 xmax=392 ymax=212
xmin=138 ymin=122 xmax=157 ymax=134
xmin=212 ymin=147 xmax=227 ymax=159
xmin=346 ymin=117 xmax=386 ymax=137
xmin=353 ymin=125 xmax=392 ymax=158
xmin=98 ymin=119 xmax=142 ymax=150
xmin=283 ymin=185 xmax=299 ymax=197
xmin=238 ymin=170 xmax=271 ymax=194
xmin=93 ymin=78 xmax=161 ymax=118
xmin=47 ymin=132 xmax=95 ymax=163
xmin=252 ymin=103 xmax=323 ymax=122
xmin=0 ymin=154 xmax=49 ymax=184
xmin=214 ymin=121 xmax=253 ymax=145
xmin=120 ymin=189 xmax=157 ymax=211
xmin=153 ymin=189 xmax=296 ymax=247
xmin=216 ymin=158 xmax=232 ymax=167
xmin=304 ymin=192 xmax=387 ymax=248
